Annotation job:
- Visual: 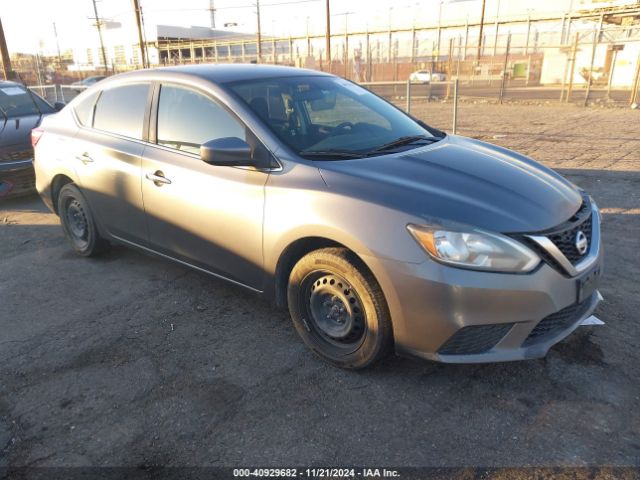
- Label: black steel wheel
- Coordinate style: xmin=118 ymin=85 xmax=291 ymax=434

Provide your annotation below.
xmin=288 ymin=248 xmax=393 ymax=369
xmin=57 ymin=183 xmax=108 ymax=257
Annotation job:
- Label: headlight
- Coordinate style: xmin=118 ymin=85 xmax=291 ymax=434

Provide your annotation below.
xmin=407 ymin=224 xmax=540 ymax=273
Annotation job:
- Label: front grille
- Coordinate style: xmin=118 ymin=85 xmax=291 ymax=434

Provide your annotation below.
xmin=0 ymin=149 xmax=33 ymax=163
xmin=438 ymin=323 xmax=513 ymax=355
xmin=515 ymin=196 xmax=594 ymax=272
xmin=548 ymin=215 xmax=592 ymax=264
xmin=523 ymin=296 xmax=593 ymax=347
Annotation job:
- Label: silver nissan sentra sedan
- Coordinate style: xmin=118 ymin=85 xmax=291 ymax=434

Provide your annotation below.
xmin=33 ymin=64 xmax=603 ymax=369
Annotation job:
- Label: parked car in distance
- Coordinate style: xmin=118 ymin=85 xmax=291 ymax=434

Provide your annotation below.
xmin=71 ymin=75 xmax=106 ymax=92
xmin=0 ymin=81 xmax=58 ymax=198
xmin=34 ymin=65 xmax=603 ymax=369
xmin=409 ymin=70 xmax=446 ymax=83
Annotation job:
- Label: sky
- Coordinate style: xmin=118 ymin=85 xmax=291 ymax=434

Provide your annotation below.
xmin=1 ymin=0 xmax=579 ymax=55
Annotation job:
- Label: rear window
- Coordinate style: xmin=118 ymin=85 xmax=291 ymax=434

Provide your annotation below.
xmin=93 ymin=83 xmax=149 ymax=139
xmin=73 ymin=90 xmax=100 ymax=126
xmin=0 ymin=85 xmax=39 ymax=117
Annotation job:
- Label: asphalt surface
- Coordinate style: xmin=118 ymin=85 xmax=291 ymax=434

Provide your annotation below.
xmin=0 ymin=104 xmax=639 ymax=470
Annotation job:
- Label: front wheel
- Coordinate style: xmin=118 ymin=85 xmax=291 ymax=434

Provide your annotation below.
xmin=57 ymin=183 xmax=108 ymax=257
xmin=287 ymin=248 xmax=393 ymax=369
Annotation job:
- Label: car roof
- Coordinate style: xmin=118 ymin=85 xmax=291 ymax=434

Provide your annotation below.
xmin=0 ymin=80 xmax=24 ymax=88
xmin=108 ymin=63 xmax=332 ymax=85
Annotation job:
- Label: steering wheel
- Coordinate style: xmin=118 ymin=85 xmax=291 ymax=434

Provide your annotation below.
xmin=333 ymin=122 xmax=355 ymax=134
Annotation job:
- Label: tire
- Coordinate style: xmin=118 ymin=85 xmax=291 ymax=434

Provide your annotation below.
xmin=57 ymin=183 xmax=108 ymax=257
xmin=287 ymin=247 xmax=393 ymax=369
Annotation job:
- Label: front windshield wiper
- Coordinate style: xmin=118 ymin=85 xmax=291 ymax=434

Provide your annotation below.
xmin=369 ymin=134 xmax=441 ymax=154
xmin=301 ymin=150 xmax=366 ymax=159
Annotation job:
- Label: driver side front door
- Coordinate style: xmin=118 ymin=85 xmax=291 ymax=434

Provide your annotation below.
xmin=141 ymin=83 xmax=268 ymax=290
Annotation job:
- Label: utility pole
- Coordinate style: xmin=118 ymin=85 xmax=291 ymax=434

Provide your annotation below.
xmin=0 ymin=18 xmax=17 ymax=81
xmin=53 ymin=22 xmax=62 ymax=65
xmin=492 ymin=0 xmax=500 ymax=56
xmin=476 ymin=0 xmax=486 ymax=61
xmin=325 ymin=0 xmax=331 ymax=72
xmin=132 ymin=0 xmax=148 ymax=68
xmin=256 ymin=0 xmax=262 ymax=62
xmin=209 ymin=0 xmax=216 ymax=29
xmin=91 ymin=0 xmax=108 ymax=73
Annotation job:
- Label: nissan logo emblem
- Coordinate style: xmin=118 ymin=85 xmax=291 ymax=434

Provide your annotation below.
xmin=575 ymin=231 xmax=588 ymax=255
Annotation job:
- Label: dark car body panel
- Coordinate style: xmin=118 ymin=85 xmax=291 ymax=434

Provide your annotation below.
xmin=0 ymin=81 xmax=54 ymax=197
xmin=317 ymin=135 xmax=582 ymax=233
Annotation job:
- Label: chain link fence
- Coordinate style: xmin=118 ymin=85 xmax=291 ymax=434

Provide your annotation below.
xmin=15 ymin=14 xmax=640 ymax=109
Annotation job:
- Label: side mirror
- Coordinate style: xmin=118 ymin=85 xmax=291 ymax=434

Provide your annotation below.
xmin=200 ymin=137 xmax=254 ymax=167
xmin=54 ymin=101 xmax=65 ymax=112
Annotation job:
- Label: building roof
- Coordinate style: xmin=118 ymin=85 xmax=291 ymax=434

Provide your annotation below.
xmin=155 ymin=25 xmax=259 ymax=42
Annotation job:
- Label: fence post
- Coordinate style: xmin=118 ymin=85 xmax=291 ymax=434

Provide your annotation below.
xmin=452 ymin=78 xmax=459 ymax=134
xmin=406 ymin=79 xmax=411 ymax=113
xmin=446 ymin=38 xmax=453 ymax=100
xmin=606 ymin=47 xmax=617 ymax=100
xmin=584 ymin=13 xmax=603 ymax=107
xmin=566 ymin=32 xmax=579 ymax=103
xmin=630 ymin=52 xmax=640 ymax=106
xmin=499 ymin=33 xmax=511 ymax=104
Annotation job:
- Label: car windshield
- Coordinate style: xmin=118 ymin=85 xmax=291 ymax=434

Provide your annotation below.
xmin=0 ymin=84 xmax=51 ymax=117
xmin=226 ymin=76 xmax=441 ymax=158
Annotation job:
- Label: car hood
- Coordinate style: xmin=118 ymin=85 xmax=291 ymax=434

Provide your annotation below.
xmin=317 ymin=135 xmax=582 ymax=233
xmin=0 ymin=114 xmax=43 ymax=148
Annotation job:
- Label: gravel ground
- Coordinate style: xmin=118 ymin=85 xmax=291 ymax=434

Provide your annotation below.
xmin=0 ymin=104 xmax=639 ymax=470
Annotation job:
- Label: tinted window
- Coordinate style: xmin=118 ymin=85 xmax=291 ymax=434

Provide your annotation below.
xmin=305 ymin=92 xmax=390 ymax=130
xmin=229 ymin=76 xmax=433 ymax=156
xmin=0 ymin=84 xmax=39 ymax=117
xmin=157 ymin=84 xmax=245 ymax=155
xmin=93 ymin=83 xmax=149 ymax=139
xmin=73 ymin=90 xmax=100 ymax=126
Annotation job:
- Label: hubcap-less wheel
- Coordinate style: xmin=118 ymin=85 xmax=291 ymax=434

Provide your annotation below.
xmin=67 ymin=200 xmax=89 ymax=242
xmin=57 ymin=183 xmax=108 ymax=257
xmin=303 ymin=272 xmax=366 ymax=349
xmin=64 ymin=199 xmax=89 ymax=249
xmin=288 ymin=248 xmax=393 ymax=369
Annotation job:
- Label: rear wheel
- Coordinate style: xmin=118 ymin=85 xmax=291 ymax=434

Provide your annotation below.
xmin=287 ymin=248 xmax=392 ymax=369
xmin=57 ymin=183 xmax=108 ymax=257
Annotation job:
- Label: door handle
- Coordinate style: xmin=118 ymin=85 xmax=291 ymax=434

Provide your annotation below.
xmin=75 ymin=152 xmax=94 ymax=164
xmin=145 ymin=171 xmax=172 ymax=186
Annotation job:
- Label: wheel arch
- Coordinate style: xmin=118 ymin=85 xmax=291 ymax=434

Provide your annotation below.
xmin=272 ymin=236 xmax=383 ymax=310
xmin=50 ymin=174 xmax=75 ymax=215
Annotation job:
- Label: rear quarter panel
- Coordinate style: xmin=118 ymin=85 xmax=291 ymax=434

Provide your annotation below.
xmin=34 ymin=109 xmax=81 ymax=212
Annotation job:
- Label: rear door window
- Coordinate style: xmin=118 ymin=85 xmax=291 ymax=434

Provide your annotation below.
xmin=93 ymin=83 xmax=150 ymax=139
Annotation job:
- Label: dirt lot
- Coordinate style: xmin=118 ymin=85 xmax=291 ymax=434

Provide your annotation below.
xmin=1 ymin=104 xmax=639 ymax=470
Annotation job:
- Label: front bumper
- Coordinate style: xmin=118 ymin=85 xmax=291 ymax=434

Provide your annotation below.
xmin=362 ymin=209 xmax=604 ymax=363
xmin=367 ymin=254 xmax=604 ymax=363
xmin=0 ymin=158 xmax=35 ymax=197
